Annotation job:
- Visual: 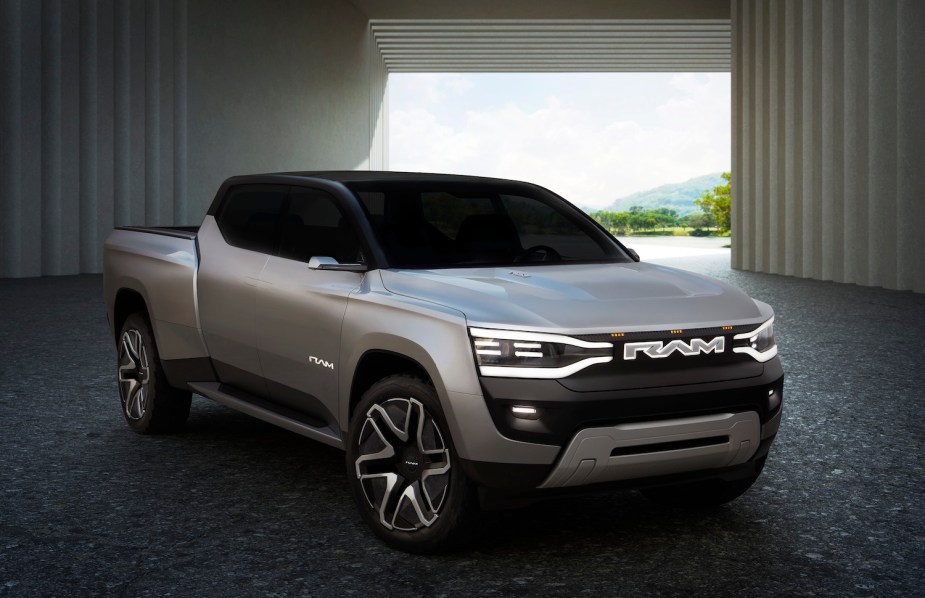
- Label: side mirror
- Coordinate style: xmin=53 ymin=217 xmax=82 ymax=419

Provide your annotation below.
xmin=626 ymin=248 xmax=640 ymax=262
xmin=307 ymin=256 xmax=368 ymax=272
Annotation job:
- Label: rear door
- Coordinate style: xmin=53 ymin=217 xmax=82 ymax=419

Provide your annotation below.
xmin=197 ymin=184 xmax=287 ymax=396
xmin=255 ymin=186 xmax=366 ymax=426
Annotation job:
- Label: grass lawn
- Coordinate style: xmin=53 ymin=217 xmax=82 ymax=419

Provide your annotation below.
xmin=605 ymin=226 xmax=727 ymax=238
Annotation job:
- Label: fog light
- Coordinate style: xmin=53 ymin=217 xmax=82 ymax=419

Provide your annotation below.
xmin=511 ymin=405 xmax=539 ymax=420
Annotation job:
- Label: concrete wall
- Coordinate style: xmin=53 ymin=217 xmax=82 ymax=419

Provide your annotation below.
xmin=4 ymin=0 xmax=922 ymax=291
xmin=186 ymin=0 xmax=377 ymax=206
xmin=0 ymin=0 xmax=380 ymax=277
xmin=732 ymin=0 xmax=925 ymax=292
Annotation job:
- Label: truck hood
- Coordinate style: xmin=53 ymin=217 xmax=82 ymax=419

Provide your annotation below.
xmin=379 ymin=262 xmax=767 ymax=333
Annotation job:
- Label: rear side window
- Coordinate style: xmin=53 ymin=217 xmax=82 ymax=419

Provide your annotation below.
xmin=279 ymin=187 xmax=363 ymax=264
xmin=216 ymin=185 xmax=288 ymax=254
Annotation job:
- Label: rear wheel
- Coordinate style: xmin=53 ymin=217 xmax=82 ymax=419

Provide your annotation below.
xmin=117 ymin=312 xmax=191 ymax=434
xmin=346 ymin=375 xmax=477 ymax=553
xmin=641 ymin=458 xmax=766 ymax=508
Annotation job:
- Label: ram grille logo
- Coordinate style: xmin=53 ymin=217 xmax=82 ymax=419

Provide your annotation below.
xmin=623 ymin=337 xmax=725 ymax=360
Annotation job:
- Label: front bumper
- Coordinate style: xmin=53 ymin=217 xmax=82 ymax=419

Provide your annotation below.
xmin=459 ymin=357 xmax=783 ymax=494
xmin=539 ymin=411 xmax=762 ymax=488
xmin=479 ymin=358 xmax=783 ymax=447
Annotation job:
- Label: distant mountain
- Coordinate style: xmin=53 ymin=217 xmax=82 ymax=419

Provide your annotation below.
xmin=602 ymin=173 xmax=726 ymax=215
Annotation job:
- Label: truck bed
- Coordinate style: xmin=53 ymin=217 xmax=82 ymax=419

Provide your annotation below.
xmin=115 ymin=225 xmax=199 ymax=240
xmin=104 ymin=225 xmax=208 ymax=364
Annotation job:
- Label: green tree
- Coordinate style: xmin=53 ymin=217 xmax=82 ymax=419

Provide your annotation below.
xmin=684 ymin=212 xmax=715 ymax=231
xmin=611 ymin=212 xmax=629 ymax=233
xmin=591 ymin=210 xmax=630 ymax=234
xmin=694 ymin=172 xmax=731 ymax=234
xmin=629 ymin=211 xmax=657 ymax=231
xmin=652 ymin=207 xmax=680 ymax=229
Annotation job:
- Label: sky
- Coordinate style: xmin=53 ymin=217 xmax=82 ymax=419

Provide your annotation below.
xmin=388 ymin=72 xmax=731 ymax=209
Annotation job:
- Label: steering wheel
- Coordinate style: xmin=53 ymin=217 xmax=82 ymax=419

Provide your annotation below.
xmin=514 ymin=245 xmax=562 ymax=263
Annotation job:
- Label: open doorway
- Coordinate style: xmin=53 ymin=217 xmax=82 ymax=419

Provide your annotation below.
xmin=388 ymin=72 xmax=732 ymax=258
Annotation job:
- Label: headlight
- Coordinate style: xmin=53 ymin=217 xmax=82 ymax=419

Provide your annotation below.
xmin=732 ymin=317 xmax=777 ymax=362
xmin=469 ymin=328 xmax=613 ymax=379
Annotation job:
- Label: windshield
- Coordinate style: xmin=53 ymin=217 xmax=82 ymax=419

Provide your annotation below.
xmin=346 ymin=181 xmax=630 ymax=269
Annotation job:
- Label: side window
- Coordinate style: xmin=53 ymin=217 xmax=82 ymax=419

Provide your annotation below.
xmin=215 ymin=185 xmax=287 ymax=254
xmin=279 ymin=187 xmax=362 ymax=264
xmin=356 ymin=191 xmax=385 ymax=218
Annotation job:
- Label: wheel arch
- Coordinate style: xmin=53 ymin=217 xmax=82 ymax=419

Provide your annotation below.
xmin=348 ymin=350 xmax=434 ymax=423
xmin=338 ymin=295 xmax=494 ymax=463
xmin=113 ymin=287 xmax=152 ymax=343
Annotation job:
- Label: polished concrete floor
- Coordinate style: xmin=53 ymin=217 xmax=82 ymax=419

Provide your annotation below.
xmin=1 ymin=255 xmax=923 ymax=596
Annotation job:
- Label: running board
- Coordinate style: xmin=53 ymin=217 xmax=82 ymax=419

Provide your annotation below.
xmin=189 ymin=382 xmax=344 ymax=450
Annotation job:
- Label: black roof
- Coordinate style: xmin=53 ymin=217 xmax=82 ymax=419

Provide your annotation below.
xmin=209 ymin=170 xmax=544 ymax=217
xmin=266 ymin=170 xmax=527 ymax=185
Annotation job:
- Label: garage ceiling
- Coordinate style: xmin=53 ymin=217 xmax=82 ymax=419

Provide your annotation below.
xmin=370 ymin=20 xmax=731 ymax=72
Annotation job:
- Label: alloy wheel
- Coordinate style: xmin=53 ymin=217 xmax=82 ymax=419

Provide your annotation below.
xmin=354 ymin=397 xmax=451 ymax=531
xmin=118 ymin=329 xmax=151 ymax=420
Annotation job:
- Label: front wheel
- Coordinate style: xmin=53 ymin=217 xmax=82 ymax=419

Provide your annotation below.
xmin=117 ymin=312 xmax=191 ymax=434
xmin=346 ymin=375 xmax=478 ymax=553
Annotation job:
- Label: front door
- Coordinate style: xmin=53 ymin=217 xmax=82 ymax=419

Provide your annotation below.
xmin=256 ymin=186 xmax=366 ymax=427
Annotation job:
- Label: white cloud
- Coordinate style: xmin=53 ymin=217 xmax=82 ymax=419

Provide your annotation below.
xmin=389 ymin=73 xmax=730 ymax=208
xmin=390 ymin=73 xmax=475 ymax=108
xmin=444 ymin=76 xmax=474 ymax=95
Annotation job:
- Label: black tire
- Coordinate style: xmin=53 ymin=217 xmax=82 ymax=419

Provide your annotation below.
xmin=640 ymin=458 xmax=766 ymax=508
xmin=346 ymin=375 xmax=479 ymax=553
xmin=117 ymin=312 xmax=191 ymax=434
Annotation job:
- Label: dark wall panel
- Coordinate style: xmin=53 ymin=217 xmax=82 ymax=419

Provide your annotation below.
xmin=0 ymin=0 xmax=188 ymax=277
xmin=1 ymin=0 xmax=377 ymax=277
xmin=732 ymin=0 xmax=925 ymax=293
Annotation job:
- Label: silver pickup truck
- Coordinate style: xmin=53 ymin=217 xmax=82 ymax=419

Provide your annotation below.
xmin=103 ymin=171 xmax=783 ymax=553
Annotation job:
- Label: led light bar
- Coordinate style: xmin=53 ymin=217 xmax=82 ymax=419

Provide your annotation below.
xmin=469 ymin=327 xmax=613 ymax=379
xmin=732 ymin=317 xmax=777 ymax=362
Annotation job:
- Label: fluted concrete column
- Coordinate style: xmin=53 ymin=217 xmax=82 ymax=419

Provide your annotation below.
xmin=0 ymin=0 xmax=189 ymax=278
xmin=732 ymin=0 xmax=925 ymax=293
xmin=896 ymin=0 xmax=925 ymax=292
xmin=1 ymin=0 xmax=380 ymax=277
xmin=1 ymin=0 xmax=25 ymax=277
xmin=367 ymin=25 xmax=389 ymax=170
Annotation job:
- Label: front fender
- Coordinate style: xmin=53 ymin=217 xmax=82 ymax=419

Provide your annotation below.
xmin=339 ymin=272 xmax=559 ymax=465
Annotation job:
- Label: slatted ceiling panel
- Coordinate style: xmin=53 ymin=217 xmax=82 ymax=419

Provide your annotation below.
xmin=372 ymin=20 xmax=731 ymax=72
